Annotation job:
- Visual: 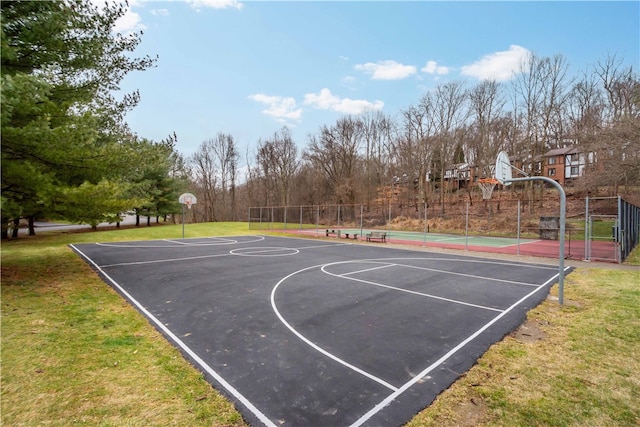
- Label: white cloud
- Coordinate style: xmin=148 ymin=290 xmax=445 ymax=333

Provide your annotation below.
xmin=461 ymin=45 xmax=531 ymax=81
xmin=186 ymin=0 xmax=244 ymax=11
xmin=421 ymin=60 xmax=449 ymax=75
xmin=88 ymin=0 xmax=145 ymax=33
xmin=151 ymin=8 xmax=169 ymax=16
xmin=354 ymin=60 xmax=417 ymax=80
xmin=248 ymin=93 xmax=302 ymax=123
xmin=113 ymin=8 xmax=146 ymax=33
xmin=303 ymin=88 xmax=383 ymax=115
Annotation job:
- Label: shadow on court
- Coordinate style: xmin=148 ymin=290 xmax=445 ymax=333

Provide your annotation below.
xmin=71 ymin=235 xmax=570 ymax=427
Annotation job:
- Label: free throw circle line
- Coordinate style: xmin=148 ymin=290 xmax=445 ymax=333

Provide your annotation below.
xmin=270 ymin=264 xmax=399 ymax=392
xmin=230 ymin=247 xmax=299 ymax=257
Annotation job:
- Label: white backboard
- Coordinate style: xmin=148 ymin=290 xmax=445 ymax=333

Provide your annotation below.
xmin=494 ymin=151 xmax=513 ymax=185
xmin=179 ymin=192 xmax=197 ymax=205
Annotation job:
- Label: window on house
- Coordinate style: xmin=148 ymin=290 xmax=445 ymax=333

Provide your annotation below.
xmin=548 ymin=168 xmax=556 ymax=177
xmin=548 ymin=157 xmax=556 ymax=165
xmin=571 ymin=166 xmax=580 ymax=176
xmin=570 ymin=153 xmax=580 ymax=162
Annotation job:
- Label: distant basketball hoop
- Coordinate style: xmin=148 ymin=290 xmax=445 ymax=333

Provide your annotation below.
xmin=178 ymin=193 xmax=198 ymax=238
xmin=179 ymin=193 xmax=197 ymax=210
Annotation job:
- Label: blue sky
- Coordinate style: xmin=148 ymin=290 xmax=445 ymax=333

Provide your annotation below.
xmin=112 ymin=1 xmax=639 ymax=158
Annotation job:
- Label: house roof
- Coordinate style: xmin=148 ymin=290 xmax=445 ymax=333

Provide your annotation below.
xmin=544 ymin=146 xmax=580 ymax=157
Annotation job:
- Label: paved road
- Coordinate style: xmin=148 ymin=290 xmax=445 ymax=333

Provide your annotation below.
xmin=16 ymin=215 xmax=139 ymax=235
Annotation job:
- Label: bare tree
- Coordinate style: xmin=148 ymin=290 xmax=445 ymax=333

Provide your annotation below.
xmin=256 ymin=126 xmax=299 ymax=207
xmin=566 ymin=71 xmax=606 ymax=142
xmin=190 ymin=140 xmax=218 ymax=222
xmin=359 ymin=110 xmax=396 ymax=209
xmin=398 ymin=96 xmax=436 ymax=209
xmin=432 ymin=81 xmax=469 ymax=212
xmin=590 ymin=55 xmax=640 ymax=193
xmin=210 ymin=133 xmax=239 ymax=221
xmin=467 ymin=79 xmax=506 ymax=178
xmin=189 ymin=133 xmax=238 ymax=222
xmin=305 ymin=116 xmax=363 ymax=205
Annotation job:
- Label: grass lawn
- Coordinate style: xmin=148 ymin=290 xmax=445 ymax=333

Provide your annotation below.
xmin=2 ymin=222 xmax=639 ymax=426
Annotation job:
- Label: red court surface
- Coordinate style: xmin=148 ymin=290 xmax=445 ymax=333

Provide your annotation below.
xmin=284 ymin=228 xmax=619 ymax=263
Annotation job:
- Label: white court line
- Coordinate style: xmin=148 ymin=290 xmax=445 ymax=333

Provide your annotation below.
xmin=496 ymin=239 xmax=543 ymax=248
xmin=270 ymin=265 xmax=399 ymax=392
xmin=99 ymin=240 xmax=346 ymax=268
xmin=95 ymin=235 xmax=265 ymax=248
xmin=396 ymin=262 xmax=540 ymax=287
xmin=99 ymin=252 xmax=232 ymax=268
xmin=69 ymin=244 xmax=277 ymax=427
xmin=349 ymin=267 xmax=571 ymax=427
xmin=356 ymin=256 xmax=559 ymax=271
xmin=230 ymin=247 xmax=299 ymax=257
xmin=321 ymin=263 xmax=503 ymax=313
xmin=163 ymin=237 xmax=238 ymax=245
xmin=340 ymin=263 xmax=396 ymax=276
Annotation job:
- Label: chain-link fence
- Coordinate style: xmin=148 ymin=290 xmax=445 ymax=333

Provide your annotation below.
xmin=248 ymin=194 xmax=639 ymax=263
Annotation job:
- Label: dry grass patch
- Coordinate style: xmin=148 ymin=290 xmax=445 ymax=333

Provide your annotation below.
xmin=407 ymin=265 xmax=640 ymax=427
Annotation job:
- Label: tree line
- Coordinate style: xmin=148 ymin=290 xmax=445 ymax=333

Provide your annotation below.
xmin=189 ymin=53 xmax=638 ymax=222
xmin=2 ymin=1 xmax=638 ymax=237
xmin=1 ymin=0 xmax=189 ymax=238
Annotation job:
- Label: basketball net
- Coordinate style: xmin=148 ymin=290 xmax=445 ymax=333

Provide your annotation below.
xmin=184 ymin=197 xmax=193 ymax=210
xmin=478 ymin=178 xmax=498 ymax=200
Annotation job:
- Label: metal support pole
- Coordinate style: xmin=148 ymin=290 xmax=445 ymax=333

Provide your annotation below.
xmin=506 ymin=176 xmax=566 ymax=304
xmin=517 ymin=199 xmax=521 ymax=256
xmin=360 ymin=205 xmax=364 ymax=238
xmin=423 ymin=202 xmax=427 ymax=247
xmin=465 ymin=201 xmax=469 ymax=250
xmin=584 ymin=196 xmax=589 ymax=261
xmin=284 ymin=206 xmax=287 ymax=230
xmin=182 ymin=204 xmax=185 ymax=238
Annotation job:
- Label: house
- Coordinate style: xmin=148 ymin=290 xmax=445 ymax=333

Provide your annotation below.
xmin=543 ymin=146 xmax=592 ymax=185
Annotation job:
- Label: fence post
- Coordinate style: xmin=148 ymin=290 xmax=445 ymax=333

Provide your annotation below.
xmin=423 ymin=202 xmax=427 ymax=247
xmin=584 ymin=196 xmax=589 ymax=261
xmin=517 ymin=199 xmax=521 ymax=256
xmin=465 ymin=202 xmax=469 ymax=251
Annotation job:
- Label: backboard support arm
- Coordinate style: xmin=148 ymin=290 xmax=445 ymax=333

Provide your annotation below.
xmin=501 ymin=175 xmax=567 ymax=305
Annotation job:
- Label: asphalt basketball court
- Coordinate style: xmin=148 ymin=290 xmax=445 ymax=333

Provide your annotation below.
xmin=71 ymin=234 xmax=569 ymax=427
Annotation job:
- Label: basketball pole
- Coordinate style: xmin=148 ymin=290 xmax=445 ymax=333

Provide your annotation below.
xmin=501 ymin=174 xmax=567 ymax=305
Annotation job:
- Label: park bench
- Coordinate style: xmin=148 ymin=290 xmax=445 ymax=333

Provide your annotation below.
xmin=326 ymin=229 xmax=340 ymax=238
xmin=366 ymin=231 xmax=387 ymax=242
xmin=343 ymin=233 xmax=358 ymax=240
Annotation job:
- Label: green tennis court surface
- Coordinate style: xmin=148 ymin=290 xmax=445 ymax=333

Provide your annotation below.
xmin=298 ymin=228 xmax=535 ymax=248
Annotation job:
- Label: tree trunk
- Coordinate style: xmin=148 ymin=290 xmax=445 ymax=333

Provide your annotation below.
xmin=28 ymin=216 xmax=36 ymax=236
xmin=12 ymin=218 xmax=20 ymax=239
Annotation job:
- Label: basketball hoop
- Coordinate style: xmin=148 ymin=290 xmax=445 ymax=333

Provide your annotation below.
xmin=478 ymin=178 xmax=499 ymax=200
xmin=179 ymin=192 xmax=197 ymax=209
